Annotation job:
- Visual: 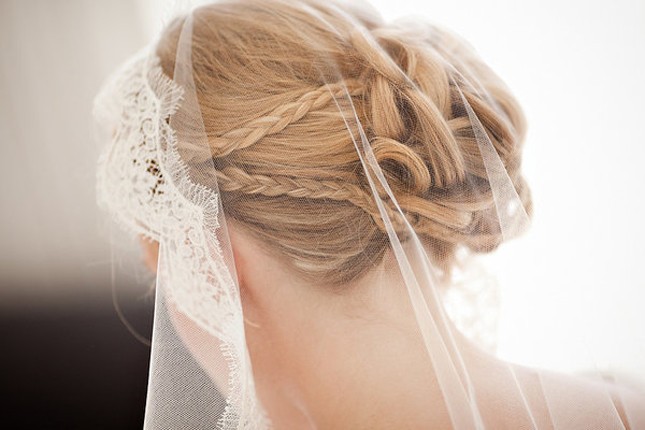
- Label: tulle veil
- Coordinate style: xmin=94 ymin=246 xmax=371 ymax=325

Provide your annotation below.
xmin=94 ymin=0 xmax=645 ymax=428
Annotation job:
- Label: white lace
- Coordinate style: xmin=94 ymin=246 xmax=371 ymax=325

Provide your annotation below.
xmin=95 ymin=49 xmax=269 ymax=430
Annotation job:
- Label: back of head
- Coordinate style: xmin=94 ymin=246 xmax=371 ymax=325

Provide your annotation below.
xmin=156 ymin=0 xmax=531 ymax=285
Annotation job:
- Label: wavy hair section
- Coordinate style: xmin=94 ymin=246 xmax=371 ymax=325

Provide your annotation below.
xmin=156 ymin=0 xmax=531 ymax=285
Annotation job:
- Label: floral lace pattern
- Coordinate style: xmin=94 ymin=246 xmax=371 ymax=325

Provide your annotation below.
xmin=95 ymin=49 xmax=269 ymax=430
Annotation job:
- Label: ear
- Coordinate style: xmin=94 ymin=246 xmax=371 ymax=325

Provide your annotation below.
xmin=227 ymin=222 xmax=246 ymax=289
xmin=138 ymin=236 xmax=159 ymax=274
xmin=227 ymin=221 xmax=259 ymax=302
xmin=225 ymin=221 xmax=277 ymax=324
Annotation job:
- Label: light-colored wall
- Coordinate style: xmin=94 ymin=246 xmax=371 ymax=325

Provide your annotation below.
xmin=370 ymin=0 xmax=645 ymax=382
xmin=0 ymin=0 xmax=151 ymax=306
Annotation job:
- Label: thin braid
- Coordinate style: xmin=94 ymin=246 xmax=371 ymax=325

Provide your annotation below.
xmin=215 ymin=166 xmax=367 ymax=204
xmin=210 ymin=79 xmax=365 ymax=157
xmin=215 ymin=166 xmax=410 ymax=227
xmin=214 ymin=166 xmax=472 ymax=235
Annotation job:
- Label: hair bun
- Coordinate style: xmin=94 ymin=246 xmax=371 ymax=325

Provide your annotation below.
xmin=348 ymin=20 xmax=531 ymax=260
xmin=156 ymin=1 xmax=531 ymax=284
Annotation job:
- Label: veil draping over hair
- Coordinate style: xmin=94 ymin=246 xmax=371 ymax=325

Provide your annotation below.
xmin=94 ymin=0 xmax=645 ymax=428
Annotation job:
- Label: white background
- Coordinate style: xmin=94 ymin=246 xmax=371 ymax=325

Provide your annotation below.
xmin=367 ymin=0 xmax=645 ymax=381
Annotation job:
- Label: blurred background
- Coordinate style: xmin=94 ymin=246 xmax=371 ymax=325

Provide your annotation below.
xmin=1 ymin=0 xmax=643 ymax=428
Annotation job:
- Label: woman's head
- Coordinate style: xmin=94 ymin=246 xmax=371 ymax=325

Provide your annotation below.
xmin=109 ymin=0 xmax=536 ymax=427
xmin=156 ymin=0 xmax=531 ymax=286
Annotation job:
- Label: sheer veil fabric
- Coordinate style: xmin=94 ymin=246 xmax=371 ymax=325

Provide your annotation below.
xmin=94 ymin=0 xmax=645 ymax=428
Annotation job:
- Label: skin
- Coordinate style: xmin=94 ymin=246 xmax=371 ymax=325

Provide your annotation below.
xmin=139 ymin=222 xmax=645 ymax=429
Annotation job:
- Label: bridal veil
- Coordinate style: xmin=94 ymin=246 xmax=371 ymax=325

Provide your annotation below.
xmin=93 ymin=0 xmax=644 ymax=428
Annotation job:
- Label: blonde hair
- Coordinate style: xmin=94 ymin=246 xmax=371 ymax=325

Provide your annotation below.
xmin=157 ymin=0 xmax=531 ymax=285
